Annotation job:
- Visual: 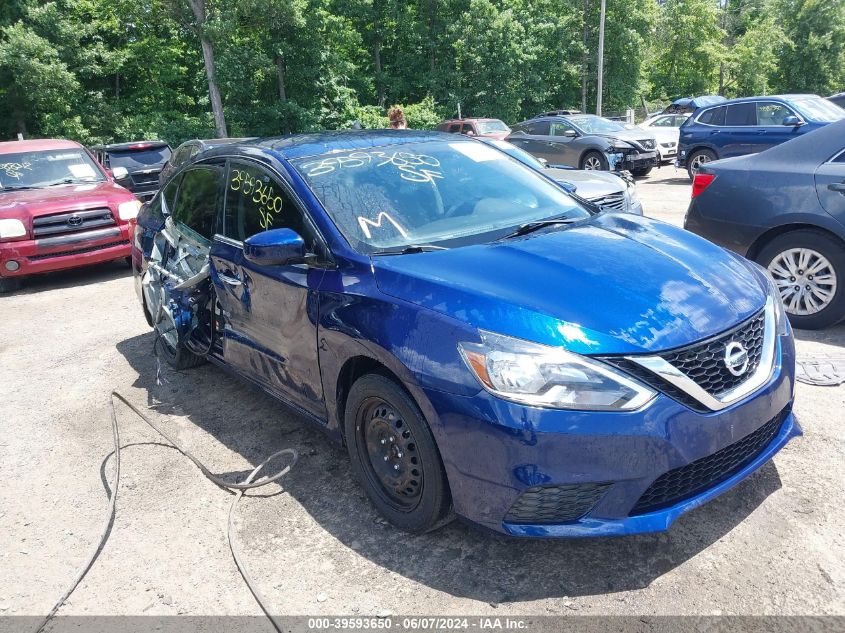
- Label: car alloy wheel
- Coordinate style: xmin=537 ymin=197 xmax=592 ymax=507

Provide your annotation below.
xmin=768 ymin=248 xmax=838 ymax=316
xmin=583 ymin=155 xmax=603 ymax=170
xmin=689 ymin=152 xmax=711 ymax=174
xmin=357 ymin=397 xmax=423 ymax=510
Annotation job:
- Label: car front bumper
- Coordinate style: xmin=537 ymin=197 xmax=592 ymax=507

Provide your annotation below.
xmin=0 ymin=224 xmax=132 ymax=278
xmin=610 ymin=151 xmax=659 ymax=171
xmin=425 ymin=332 xmax=797 ymax=537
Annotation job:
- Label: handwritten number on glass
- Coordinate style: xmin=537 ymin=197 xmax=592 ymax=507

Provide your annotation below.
xmin=230 ymin=168 xmax=284 ymax=230
xmin=300 ymin=151 xmax=443 ymax=184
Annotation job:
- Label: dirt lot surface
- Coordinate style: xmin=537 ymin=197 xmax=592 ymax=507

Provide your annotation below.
xmin=1 ymin=168 xmax=843 ymax=623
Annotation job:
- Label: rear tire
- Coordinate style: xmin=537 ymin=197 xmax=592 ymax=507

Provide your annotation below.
xmin=756 ymin=230 xmax=845 ymax=330
xmin=0 ymin=276 xmax=22 ymax=294
xmin=344 ymin=373 xmax=453 ymax=533
xmin=580 ymin=151 xmax=608 ymax=171
xmin=156 ymin=331 xmax=206 ymax=369
xmin=686 ymin=149 xmax=717 ymax=180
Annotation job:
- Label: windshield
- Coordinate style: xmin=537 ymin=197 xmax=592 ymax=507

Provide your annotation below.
xmin=476 ymin=120 xmax=511 ymax=134
xmin=0 ymin=148 xmax=105 ymax=190
xmin=569 ymin=115 xmax=625 ymax=134
xmin=107 ymin=146 xmax=171 ymax=170
xmin=293 ymin=140 xmax=591 ymax=254
xmin=789 ymin=97 xmax=845 ymax=123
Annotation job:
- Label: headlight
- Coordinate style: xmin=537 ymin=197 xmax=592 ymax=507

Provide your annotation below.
xmin=764 ymin=271 xmax=789 ymax=336
xmin=605 ymin=142 xmax=633 ymax=153
xmin=118 ymin=200 xmax=142 ymax=221
xmin=0 ymin=218 xmax=27 ymax=240
xmin=458 ymin=330 xmax=656 ymax=410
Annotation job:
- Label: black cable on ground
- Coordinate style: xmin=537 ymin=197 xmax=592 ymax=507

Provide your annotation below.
xmin=33 ymin=390 xmax=298 ymax=633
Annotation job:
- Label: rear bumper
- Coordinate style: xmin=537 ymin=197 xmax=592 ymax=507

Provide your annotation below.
xmin=0 ymin=224 xmax=131 ymax=277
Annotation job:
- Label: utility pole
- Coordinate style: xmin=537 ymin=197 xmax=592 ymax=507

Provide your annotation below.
xmin=596 ymin=0 xmax=606 ymax=116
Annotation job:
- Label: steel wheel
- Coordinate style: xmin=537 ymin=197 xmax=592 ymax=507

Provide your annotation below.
xmin=768 ymin=247 xmax=838 ymax=316
xmin=583 ymin=155 xmax=603 ymax=170
xmin=357 ymin=397 xmax=423 ymax=511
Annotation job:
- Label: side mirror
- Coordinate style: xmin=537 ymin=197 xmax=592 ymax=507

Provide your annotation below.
xmin=244 ymin=228 xmax=306 ymax=266
xmin=112 ymin=166 xmax=129 ymax=180
xmin=563 ymin=129 xmax=577 ymax=138
xmin=782 ymin=115 xmax=802 ymax=126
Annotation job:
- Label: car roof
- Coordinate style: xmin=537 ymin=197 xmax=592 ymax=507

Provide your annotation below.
xmin=212 ymin=130 xmax=463 ymax=161
xmin=0 ymin=138 xmax=83 ymax=154
xmin=91 ymin=140 xmax=169 ymax=151
xmin=701 ymin=94 xmax=821 ymax=107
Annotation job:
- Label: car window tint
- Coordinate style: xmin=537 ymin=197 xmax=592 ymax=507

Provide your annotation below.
xmin=653 ymin=116 xmax=674 ymax=127
xmin=509 ymin=123 xmax=527 ymax=134
xmin=832 ymin=150 xmax=845 ymax=163
xmin=448 ymin=123 xmax=461 ymax=133
xmin=757 ymin=102 xmax=793 ymax=125
xmin=550 ymin=121 xmax=575 ymax=136
xmin=161 ymin=174 xmax=182 ymax=213
xmin=526 ymin=120 xmax=550 ymax=135
xmin=725 ymin=103 xmax=757 ymax=126
xmin=699 ymin=106 xmax=726 ymax=126
xmin=461 ymin=123 xmax=475 ymax=135
xmin=171 ymin=166 xmax=222 ymax=240
xmin=224 ymin=161 xmax=312 ymax=246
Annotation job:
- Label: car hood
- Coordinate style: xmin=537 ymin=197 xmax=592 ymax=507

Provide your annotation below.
xmin=545 ymin=168 xmax=623 ymax=199
xmin=593 ymin=128 xmax=656 ymax=148
xmin=0 ymin=181 xmax=134 ymax=220
xmin=373 ymin=213 xmax=766 ymax=355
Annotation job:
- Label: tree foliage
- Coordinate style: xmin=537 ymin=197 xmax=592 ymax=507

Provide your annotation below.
xmin=0 ymin=0 xmax=842 ymax=144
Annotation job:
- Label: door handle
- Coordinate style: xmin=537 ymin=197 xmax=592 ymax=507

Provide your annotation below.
xmin=828 ymin=182 xmax=845 ymax=193
xmin=218 ymin=272 xmax=242 ymax=286
xmin=756 ymin=129 xmax=767 ymax=134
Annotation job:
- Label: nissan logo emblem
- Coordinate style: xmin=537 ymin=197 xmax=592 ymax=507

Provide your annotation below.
xmin=67 ymin=214 xmax=83 ymax=227
xmin=724 ymin=341 xmax=749 ymax=377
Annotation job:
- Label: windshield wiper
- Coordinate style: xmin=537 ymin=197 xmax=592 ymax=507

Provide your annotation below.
xmin=500 ymin=217 xmax=579 ymax=240
xmin=371 ymin=244 xmax=448 ymax=256
xmin=0 ymin=184 xmax=38 ymax=191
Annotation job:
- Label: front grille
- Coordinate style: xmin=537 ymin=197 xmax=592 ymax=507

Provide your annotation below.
xmin=637 ymin=139 xmax=656 ymax=150
xmin=28 ymin=239 xmax=130 ymax=261
xmin=659 ymin=310 xmax=765 ymax=396
xmin=130 ymin=171 xmax=161 ymax=190
xmin=601 ymin=357 xmax=707 ymax=412
xmin=590 ymin=192 xmax=625 ymax=211
xmin=32 ymin=208 xmax=116 ymax=238
xmin=504 ymin=483 xmax=611 ymax=524
xmin=630 ymin=408 xmax=788 ymax=515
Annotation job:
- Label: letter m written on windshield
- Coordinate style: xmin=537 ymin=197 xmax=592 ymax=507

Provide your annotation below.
xmin=357 ymin=212 xmax=409 ymax=239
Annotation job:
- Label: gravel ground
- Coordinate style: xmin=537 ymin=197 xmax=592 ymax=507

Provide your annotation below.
xmin=0 ymin=169 xmax=843 ymax=623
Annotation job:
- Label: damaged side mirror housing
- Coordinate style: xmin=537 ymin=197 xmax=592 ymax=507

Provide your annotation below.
xmin=243 ymin=228 xmax=306 ymax=266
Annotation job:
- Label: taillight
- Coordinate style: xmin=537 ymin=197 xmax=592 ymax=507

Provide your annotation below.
xmin=691 ymin=173 xmax=715 ymax=199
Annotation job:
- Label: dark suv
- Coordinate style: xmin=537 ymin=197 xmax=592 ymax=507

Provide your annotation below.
xmin=677 ymin=94 xmax=844 ymax=179
xmin=91 ymin=141 xmax=172 ymax=202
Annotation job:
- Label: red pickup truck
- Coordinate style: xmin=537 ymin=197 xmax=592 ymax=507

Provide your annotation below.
xmin=0 ymin=139 xmax=140 ymax=293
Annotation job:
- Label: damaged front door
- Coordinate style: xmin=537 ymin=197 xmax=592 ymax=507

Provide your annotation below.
xmin=211 ymin=159 xmax=327 ymax=418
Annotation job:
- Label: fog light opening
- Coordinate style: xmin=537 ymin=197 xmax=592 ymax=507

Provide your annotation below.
xmin=4 ymin=260 xmax=20 ymax=272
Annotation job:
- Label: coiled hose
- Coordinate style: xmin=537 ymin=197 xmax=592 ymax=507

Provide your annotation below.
xmin=33 ymin=391 xmax=298 ymax=633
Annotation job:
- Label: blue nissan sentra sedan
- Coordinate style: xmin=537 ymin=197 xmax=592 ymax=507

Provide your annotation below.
xmin=132 ymin=131 xmax=799 ymax=537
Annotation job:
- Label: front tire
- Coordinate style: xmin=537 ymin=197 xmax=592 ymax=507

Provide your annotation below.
xmin=156 ymin=331 xmax=205 ymax=369
xmin=344 ymin=373 xmax=453 ymax=533
xmin=580 ymin=150 xmax=608 ymax=171
xmin=686 ymin=149 xmax=716 ymax=180
xmin=0 ymin=276 xmax=22 ymax=294
xmin=757 ymin=230 xmax=845 ymax=329
xmin=631 ymin=166 xmax=652 ymax=178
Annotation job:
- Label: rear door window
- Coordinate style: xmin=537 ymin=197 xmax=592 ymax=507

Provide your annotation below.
xmin=550 ymin=121 xmax=575 ymax=136
xmin=525 ymin=120 xmax=550 ymax=135
xmin=698 ymin=106 xmax=726 ymax=126
xmin=725 ymin=103 xmax=757 ymax=126
xmin=171 ymin=166 xmax=223 ymax=241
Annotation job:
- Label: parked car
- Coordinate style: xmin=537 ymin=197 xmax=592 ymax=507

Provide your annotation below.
xmin=478 ymin=137 xmax=643 ymax=214
xmin=828 ymin=92 xmax=845 ymax=109
xmin=132 ymin=130 xmax=797 ymax=537
xmin=507 ymin=113 xmax=659 ymax=177
xmin=435 ymin=118 xmax=511 ymax=139
xmin=638 ymin=113 xmax=690 ymax=163
xmin=91 ymin=141 xmax=172 ymax=202
xmin=159 ymin=138 xmax=253 ymax=186
xmin=0 ymin=139 xmax=140 ymax=293
xmin=677 ymin=94 xmax=845 ymax=180
xmin=685 ymin=119 xmax=845 ymax=329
